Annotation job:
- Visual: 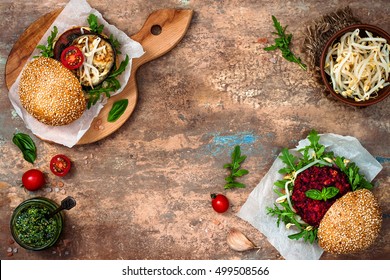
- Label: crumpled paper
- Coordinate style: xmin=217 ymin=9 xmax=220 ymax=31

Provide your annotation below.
xmin=8 ymin=0 xmax=144 ymax=147
xmin=237 ymin=133 xmax=383 ymax=260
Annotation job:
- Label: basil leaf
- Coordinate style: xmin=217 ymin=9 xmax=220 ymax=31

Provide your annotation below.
xmin=23 ymin=150 xmax=36 ymax=164
xmin=305 ymin=189 xmax=323 ymax=200
xmin=306 ymin=187 xmax=339 ymax=201
xmin=12 ymin=133 xmax=37 ymax=164
xmin=323 ymin=186 xmax=339 ymax=201
xmin=107 ymin=99 xmax=128 ymax=122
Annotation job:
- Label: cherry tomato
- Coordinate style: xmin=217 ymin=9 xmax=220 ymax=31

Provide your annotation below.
xmin=60 ymin=46 xmax=84 ymax=70
xmin=50 ymin=154 xmax=71 ymax=177
xmin=211 ymin=193 xmax=230 ymax=213
xmin=22 ymin=169 xmax=45 ymax=191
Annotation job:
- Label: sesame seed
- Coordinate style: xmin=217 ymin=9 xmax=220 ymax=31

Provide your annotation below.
xmin=18 ymin=57 xmax=86 ymax=126
xmin=318 ymin=189 xmax=382 ymax=254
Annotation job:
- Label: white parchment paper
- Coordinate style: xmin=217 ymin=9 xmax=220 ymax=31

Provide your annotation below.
xmin=8 ymin=0 xmax=144 ymax=147
xmin=237 ymin=133 xmax=383 ymax=260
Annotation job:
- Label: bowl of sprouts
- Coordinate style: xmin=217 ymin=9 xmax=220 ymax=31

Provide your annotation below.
xmin=320 ymin=24 xmax=390 ymax=106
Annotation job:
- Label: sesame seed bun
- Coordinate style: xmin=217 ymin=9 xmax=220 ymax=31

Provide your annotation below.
xmin=19 ymin=57 xmax=86 ymax=126
xmin=318 ymin=189 xmax=382 ymax=254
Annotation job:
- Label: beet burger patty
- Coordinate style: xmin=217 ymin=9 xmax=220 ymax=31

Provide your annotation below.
xmin=291 ymin=166 xmax=351 ymax=227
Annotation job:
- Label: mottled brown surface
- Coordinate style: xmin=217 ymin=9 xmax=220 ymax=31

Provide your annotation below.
xmin=0 ymin=0 xmax=389 ymax=260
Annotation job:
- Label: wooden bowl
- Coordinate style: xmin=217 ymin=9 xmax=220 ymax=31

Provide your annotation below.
xmin=320 ymin=24 xmax=390 ymax=107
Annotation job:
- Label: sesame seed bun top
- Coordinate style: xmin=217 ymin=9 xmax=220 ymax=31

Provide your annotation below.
xmin=317 ymin=189 xmax=382 ymax=254
xmin=19 ymin=57 xmax=86 ymax=126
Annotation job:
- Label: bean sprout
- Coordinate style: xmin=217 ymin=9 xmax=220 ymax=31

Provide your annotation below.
xmin=324 ymin=29 xmax=390 ymax=101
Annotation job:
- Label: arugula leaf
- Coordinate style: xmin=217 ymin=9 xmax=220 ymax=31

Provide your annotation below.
xmin=288 ymin=227 xmax=318 ymax=244
xmin=225 ymin=182 xmax=246 ymax=189
xmin=12 ymin=133 xmax=37 ymax=164
xmin=307 ymin=130 xmax=320 ymax=148
xmin=109 ymin=34 xmax=122 ymax=54
xmin=87 ymin=14 xmax=104 ymax=34
xmin=107 ymin=99 xmax=128 ymax=122
xmin=223 ymin=145 xmax=249 ymax=189
xmin=333 ymin=156 xmax=373 ymax=191
xmin=278 ymin=148 xmax=298 ymax=173
xmin=233 ymin=169 xmax=249 ymax=177
xmin=264 ymin=16 xmax=307 ymax=70
xmin=34 ymin=26 xmax=58 ymax=58
xmin=86 ymin=55 xmax=130 ymax=108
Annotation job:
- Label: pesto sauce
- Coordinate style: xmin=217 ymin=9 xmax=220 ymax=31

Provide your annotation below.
xmin=14 ymin=205 xmax=58 ymax=248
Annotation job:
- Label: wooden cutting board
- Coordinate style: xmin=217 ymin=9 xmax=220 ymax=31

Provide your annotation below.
xmin=5 ymin=8 xmax=193 ymax=145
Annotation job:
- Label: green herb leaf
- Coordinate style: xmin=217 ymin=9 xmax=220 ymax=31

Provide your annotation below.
xmin=224 ymin=176 xmax=234 ymax=183
xmin=12 ymin=133 xmax=37 ymax=164
xmin=223 ymin=145 xmax=249 ymax=189
xmin=85 ymin=55 xmax=130 ymax=108
xmin=233 ymin=169 xmax=249 ymax=177
xmin=87 ymin=14 xmax=104 ymax=34
xmin=288 ymin=227 xmax=318 ymax=244
xmin=223 ymin=163 xmax=232 ymax=169
xmin=264 ymin=16 xmax=306 ymax=70
xmin=225 ymin=182 xmax=246 ymax=189
xmin=305 ymin=189 xmax=323 ymax=200
xmin=305 ymin=186 xmax=339 ymax=201
xmin=307 ymin=130 xmax=320 ymax=148
xmin=107 ymin=99 xmax=128 ymax=122
xmin=33 ymin=26 xmax=58 ymax=58
xmin=84 ymin=14 xmax=129 ymax=109
xmin=279 ymin=148 xmax=298 ymax=172
xmin=324 ymin=186 xmax=339 ymax=199
xmin=109 ymin=55 xmax=130 ymax=79
xmin=109 ymin=34 xmax=122 ymax=54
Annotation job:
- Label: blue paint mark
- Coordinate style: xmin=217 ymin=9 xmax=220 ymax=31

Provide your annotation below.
xmin=206 ymin=132 xmax=258 ymax=156
xmin=214 ymin=134 xmax=256 ymax=146
xmin=375 ymin=156 xmax=390 ymax=164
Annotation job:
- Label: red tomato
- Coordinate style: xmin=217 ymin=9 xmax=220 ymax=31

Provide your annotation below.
xmin=60 ymin=46 xmax=84 ymax=70
xmin=22 ymin=169 xmax=45 ymax=191
xmin=211 ymin=193 xmax=229 ymax=213
xmin=50 ymin=154 xmax=72 ymax=177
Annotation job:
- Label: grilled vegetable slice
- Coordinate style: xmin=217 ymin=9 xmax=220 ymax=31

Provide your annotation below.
xmin=71 ymin=34 xmax=116 ymax=87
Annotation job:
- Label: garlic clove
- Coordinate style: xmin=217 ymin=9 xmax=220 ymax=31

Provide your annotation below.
xmin=226 ymin=228 xmax=258 ymax=252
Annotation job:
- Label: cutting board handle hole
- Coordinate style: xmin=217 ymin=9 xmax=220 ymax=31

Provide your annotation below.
xmin=151 ymin=25 xmax=162 ymax=35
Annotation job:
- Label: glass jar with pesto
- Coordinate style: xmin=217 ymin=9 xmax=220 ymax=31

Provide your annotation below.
xmin=10 ymin=197 xmax=63 ymax=251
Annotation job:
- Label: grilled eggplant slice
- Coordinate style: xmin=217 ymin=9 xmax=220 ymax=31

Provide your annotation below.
xmin=71 ymin=34 xmax=116 ymax=87
xmin=53 ymin=27 xmax=93 ymax=61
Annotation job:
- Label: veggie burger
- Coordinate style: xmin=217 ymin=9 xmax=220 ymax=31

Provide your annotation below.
xmin=18 ymin=15 xmax=119 ymax=126
xmin=267 ymin=130 xmax=382 ymax=255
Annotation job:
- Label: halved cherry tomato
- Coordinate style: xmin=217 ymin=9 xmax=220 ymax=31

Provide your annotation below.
xmin=50 ymin=154 xmax=71 ymax=177
xmin=22 ymin=169 xmax=45 ymax=191
xmin=211 ymin=193 xmax=230 ymax=213
xmin=60 ymin=46 xmax=84 ymax=70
